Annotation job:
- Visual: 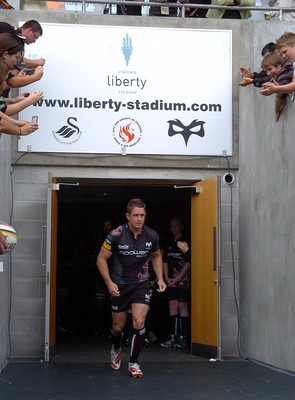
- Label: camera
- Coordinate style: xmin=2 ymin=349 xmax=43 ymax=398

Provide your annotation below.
xmin=25 ymin=70 xmax=35 ymax=76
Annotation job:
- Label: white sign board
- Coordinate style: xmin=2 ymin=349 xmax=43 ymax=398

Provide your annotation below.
xmin=19 ymin=24 xmax=232 ymax=156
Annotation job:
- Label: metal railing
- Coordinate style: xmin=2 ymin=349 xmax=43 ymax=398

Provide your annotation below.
xmin=18 ymin=0 xmax=295 ymax=19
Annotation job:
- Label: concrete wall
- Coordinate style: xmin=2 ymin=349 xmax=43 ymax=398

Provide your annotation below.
xmin=8 ymin=165 xmax=238 ymax=358
xmin=0 ymin=11 xmax=241 ymax=363
xmin=0 ymin=134 xmax=12 ymax=371
xmin=1 ymin=10 xmax=294 ymax=371
xmin=239 ymin=21 xmax=295 ymax=372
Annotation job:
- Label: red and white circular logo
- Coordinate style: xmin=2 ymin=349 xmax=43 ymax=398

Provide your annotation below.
xmin=113 ymin=118 xmax=142 ymax=148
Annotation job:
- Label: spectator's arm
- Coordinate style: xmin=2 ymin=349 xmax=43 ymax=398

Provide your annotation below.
xmin=6 ymin=67 xmax=44 ymax=89
xmin=274 ymin=97 xmax=286 ymax=122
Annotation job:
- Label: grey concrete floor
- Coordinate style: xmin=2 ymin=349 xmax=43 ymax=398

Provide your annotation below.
xmin=1 ymin=335 xmax=295 ymax=400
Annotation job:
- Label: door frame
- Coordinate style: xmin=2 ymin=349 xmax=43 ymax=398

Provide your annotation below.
xmin=44 ymin=175 xmax=221 ymax=360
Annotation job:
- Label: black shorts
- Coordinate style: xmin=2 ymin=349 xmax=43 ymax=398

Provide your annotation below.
xmin=167 ymin=286 xmax=190 ymax=302
xmin=111 ymin=280 xmax=151 ymax=313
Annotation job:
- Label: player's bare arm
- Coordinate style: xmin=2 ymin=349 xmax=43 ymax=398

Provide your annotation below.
xmin=97 ymin=247 xmax=120 ymax=296
xmin=151 ymin=249 xmax=166 ymax=292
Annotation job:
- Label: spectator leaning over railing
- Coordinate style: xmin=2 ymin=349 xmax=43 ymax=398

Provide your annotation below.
xmin=239 ymin=42 xmax=279 ymax=87
xmin=149 ymin=0 xmax=178 ymax=16
xmin=260 ymin=32 xmax=295 ymax=96
xmin=265 ymin=0 xmax=295 ymax=21
xmin=261 ymin=53 xmax=293 ymax=121
xmin=206 ymin=0 xmax=255 ymax=19
xmin=185 ymin=0 xmax=211 ymax=17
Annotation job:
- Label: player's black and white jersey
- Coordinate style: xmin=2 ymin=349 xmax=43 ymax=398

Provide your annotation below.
xmin=102 ymin=224 xmax=159 ymax=284
xmin=163 ymin=236 xmax=191 ymax=289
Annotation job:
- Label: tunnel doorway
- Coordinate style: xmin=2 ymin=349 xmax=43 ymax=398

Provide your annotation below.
xmin=52 ymin=179 xmax=192 ymax=357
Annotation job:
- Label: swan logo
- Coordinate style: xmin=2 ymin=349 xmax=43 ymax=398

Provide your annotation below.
xmin=113 ymin=118 xmax=142 ymax=148
xmin=52 ymin=117 xmax=82 ymax=145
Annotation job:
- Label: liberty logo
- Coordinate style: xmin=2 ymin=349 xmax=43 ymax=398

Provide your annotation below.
xmin=122 ymin=34 xmax=133 ymax=66
xmin=167 ymin=119 xmax=206 ymax=146
xmin=52 ymin=117 xmax=82 ymax=145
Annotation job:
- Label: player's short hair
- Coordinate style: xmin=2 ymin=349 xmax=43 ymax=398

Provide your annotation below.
xmin=127 ymin=198 xmax=146 ymax=214
xmin=169 ymin=215 xmax=183 ymax=224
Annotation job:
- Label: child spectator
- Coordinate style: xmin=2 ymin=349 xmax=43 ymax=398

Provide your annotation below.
xmin=239 ymin=42 xmax=279 ymax=87
xmin=261 ymin=54 xmax=293 ymax=121
xmin=260 ymin=32 xmax=295 ymax=96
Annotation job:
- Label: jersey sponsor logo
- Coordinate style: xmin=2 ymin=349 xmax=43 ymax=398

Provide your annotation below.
xmin=145 ymin=241 xmax=152 ymax=248
xmin=167 ymin=251 xmax=182 ymax=258
xmin=119 ymin=250 xmax=148 ymax=256
xmin=118 ymin=244 xmax=129 ymax=249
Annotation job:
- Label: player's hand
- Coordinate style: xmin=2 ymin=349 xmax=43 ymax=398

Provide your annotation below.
xmin=177 ymin=241 xmax=189 ymax=254
xmin=157 ymin=279 xmax=167 ymax=292
xmin=108 ymin=282 xmax=120 ymax=297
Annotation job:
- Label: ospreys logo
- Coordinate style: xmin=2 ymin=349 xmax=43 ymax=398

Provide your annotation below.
xmin=167 ymin=119 xmax=205 ymax=146
xmin=52 ymin=117 xmax=82 ymax=145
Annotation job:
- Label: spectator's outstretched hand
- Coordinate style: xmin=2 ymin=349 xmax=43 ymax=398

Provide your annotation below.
xmin=27 ymin=91 xmax=44 ymax=104
xmin=240 ymin=67 xmax=254 ymax=78
xmin=35 ymin=58 xmax=46 ymax=67
xmin=19 ymin=121 xmax=39 ymax=136
xmin=259 ymin=81 xmax=278 ymax=96
xmin=239 ymin=77 xmax=253 ymax=87
xmin=33 ymin=67 xmax=44 ymax=80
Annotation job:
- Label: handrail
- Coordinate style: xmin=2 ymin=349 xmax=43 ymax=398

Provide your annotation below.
xmin=18 ymin=0 xmax=295 ymax=19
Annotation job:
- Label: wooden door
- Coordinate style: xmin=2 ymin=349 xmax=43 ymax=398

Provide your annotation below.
xmin=191 ymin=176 xmax=221 ymax=359
xmin=44 ymin=174 xmax=58 ymax=361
